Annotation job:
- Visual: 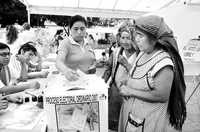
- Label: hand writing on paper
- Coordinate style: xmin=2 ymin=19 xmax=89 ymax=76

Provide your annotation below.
xmin=64 ymin=69 xmax=80 ymax=81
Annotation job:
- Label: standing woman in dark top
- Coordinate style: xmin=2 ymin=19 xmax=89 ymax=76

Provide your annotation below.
xmin=102 ymin=26 xmax=139 ymax=131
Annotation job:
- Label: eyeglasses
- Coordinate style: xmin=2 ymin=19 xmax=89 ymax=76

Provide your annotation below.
xmin=0 ymin=52 xmax=12 ymax=57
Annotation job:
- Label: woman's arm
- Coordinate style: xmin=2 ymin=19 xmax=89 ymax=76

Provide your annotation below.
xmin=19 ymin=61 xmax=28 ymax=81
xmin=120 ymin=66 xmax=173 ymax=103
xmin=56 ymin=39 xmax=70 ymax=74
xmin=27 ymin=71 xmax=49 ymax=79
xmin=0 ymin=81 xmax=40 ymax=95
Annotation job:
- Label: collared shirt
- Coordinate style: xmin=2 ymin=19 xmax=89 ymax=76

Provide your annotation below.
xmin=122 ymin=51 xmax=137 ymax=64
xmin=0 ymin=66 xmax=10 ymax=88
xmin=58 ymin=36 xmax=95 ymax=72
xmin=8 ymin=55 xmax=28 ymax=82
xmin=8 ymin=55 xmax=21 ymax=81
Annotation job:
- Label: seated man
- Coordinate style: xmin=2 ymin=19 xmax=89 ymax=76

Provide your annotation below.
xmin=9 ymin=42 xmax=49 ymax=83
xmin=0 ymin=42 xmax=40 ymax=103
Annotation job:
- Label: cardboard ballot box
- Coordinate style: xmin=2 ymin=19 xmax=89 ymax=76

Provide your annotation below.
xmin=44 ymin=73 xmax=108 ymax=132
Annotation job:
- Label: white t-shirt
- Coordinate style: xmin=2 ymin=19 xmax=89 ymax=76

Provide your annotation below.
xmin=8 ymin=55 xmax=24 ymax=81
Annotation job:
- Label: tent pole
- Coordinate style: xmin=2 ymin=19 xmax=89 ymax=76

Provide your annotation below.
xmin=27 ymin=6 xmax=30 ymax=24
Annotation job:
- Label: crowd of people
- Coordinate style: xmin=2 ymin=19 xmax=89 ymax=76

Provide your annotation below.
xmin=0 ymin=14 xmax=187 ymax=132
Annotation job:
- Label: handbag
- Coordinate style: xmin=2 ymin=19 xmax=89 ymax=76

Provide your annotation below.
xmin=125 ymin=112 xmax=145 ymax=132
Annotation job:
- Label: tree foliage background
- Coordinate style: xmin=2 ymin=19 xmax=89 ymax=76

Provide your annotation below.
xmin=0 ymin=0 xmax=27 ymax=27
xmin=0 ymin=0 xmax=105 ymax=28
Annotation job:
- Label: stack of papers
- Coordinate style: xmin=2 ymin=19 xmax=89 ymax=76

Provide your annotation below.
xmin=46 ymin=70 xmax=108 ymax=92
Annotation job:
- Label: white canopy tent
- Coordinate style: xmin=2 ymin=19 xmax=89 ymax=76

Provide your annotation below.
xmin=18 ymin=0 xmax=177 ymax=23
xmin=149 ymin=1 xmax=200 ymax=51
xmin=18 ymin=0 xmax=200 ymax=53
xmin=149 ymin=1 xmax=200 ymax=76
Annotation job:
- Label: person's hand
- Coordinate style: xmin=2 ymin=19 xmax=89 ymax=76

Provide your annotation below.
xmin=42 ymin=65 xmax=50 ymax=69
xmin=63 ymin=69 xmax=80 ymax=81
xmin=16 ymin=54 xmax=27 ymax=64
xmin=6 ymin=94 xmax=23 ymax=104
xmin=0 ymin=97 xmax=8 ymax=110
xmin=119 ymin=85 xmax=131 ymax=97
xmin=29 ymin=81 xmax=40 ymax=89
xmin=11 ymin=79 xmax=19 ymax=85
xmin=119 ymin=79 xmax=128 ymax=88
xmin=40 ymin=71 xmax=49 ymax=78
xmin=35 ymin=65 xmax=42 ymax=71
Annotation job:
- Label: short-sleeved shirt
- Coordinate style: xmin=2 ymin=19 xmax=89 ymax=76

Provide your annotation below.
xmin=58 ymin=36 xmax=95 ymax=72
xmin=0 ymin=66 xmax=10 ymax=88
xmin=8 ymin=55 xmax=28 ymax=82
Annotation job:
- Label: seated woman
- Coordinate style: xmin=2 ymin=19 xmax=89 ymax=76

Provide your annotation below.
xmin=118 ymin=15 xmax=186 ymax=132
xmin=56 ymin=15 xmax=96 ymax=81
xmin=8 ymin=42 xmax=49 ymax=83
xmin=0 ymin=42 xmax=40 ymax=104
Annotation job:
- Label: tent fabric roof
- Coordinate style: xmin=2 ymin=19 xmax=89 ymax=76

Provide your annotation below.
xmin=149 ymin=2 xmax=200 ymax=51
xmin=19 ymin=0 xmax=177 ymax=18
